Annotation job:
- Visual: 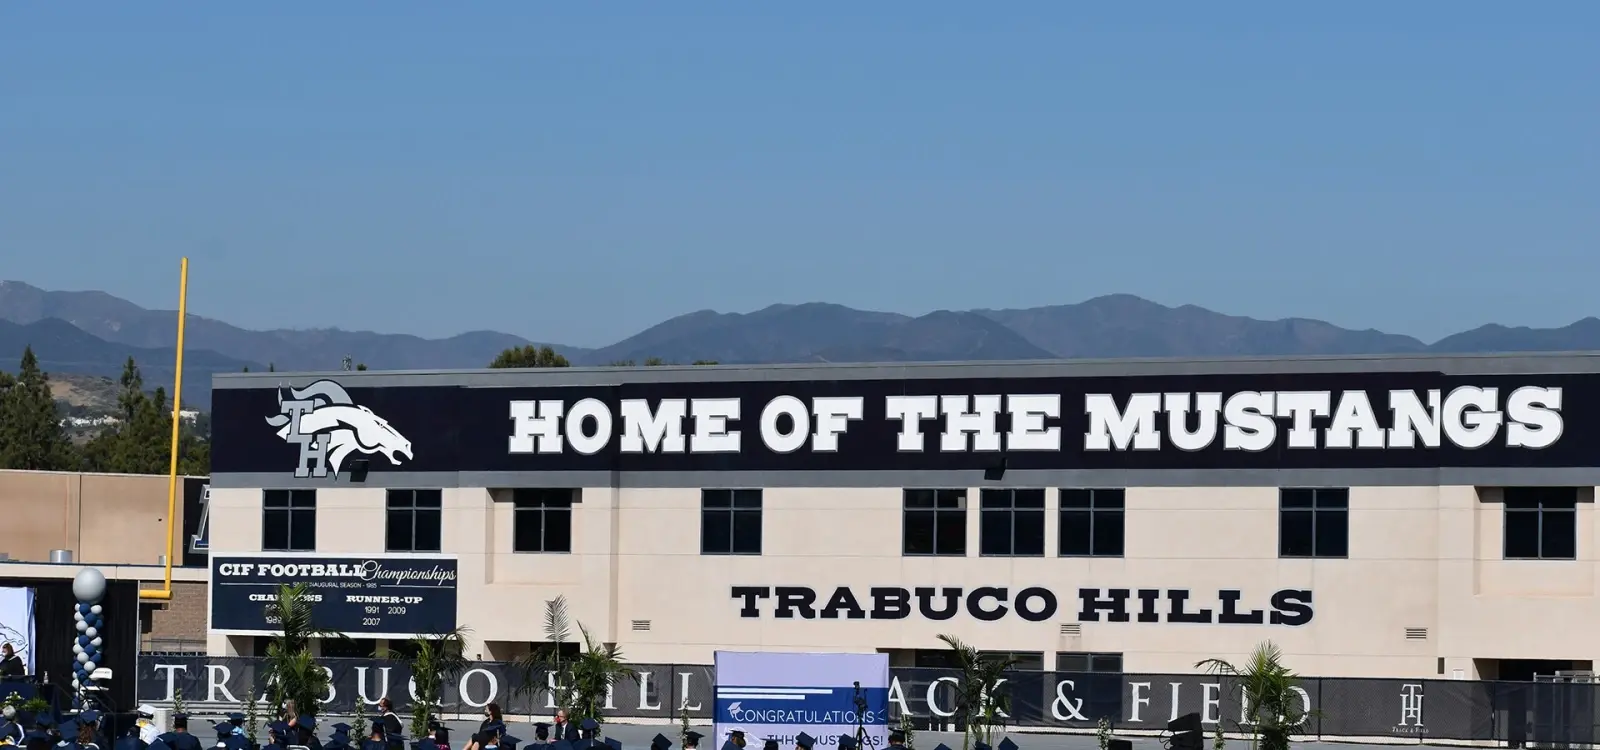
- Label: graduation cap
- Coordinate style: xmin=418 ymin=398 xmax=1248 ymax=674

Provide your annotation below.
xmin=269 ymin=723 xmax=291 ymax=736
xmin=227 ymin=714 xmax=245 ymax=725
xmin=579 ymin=720 xmax=599 ymax=733
xmin=836 ymin=737 xmax=857 ymax=750
xmin=762 ymin=741 xmax=778 ymax=750
xmin=602 ymin=740 xmax=621 ymax=750
xmin=502 ymin=736 xmax=522 ymax=750
xmin=794 ymin=734 xmax=814 ymax=750
xmin=972 ymin=743 xmax=991 ymax=750
xmin=427 ymin=722 xmax=445 ymax=732
xmin=136 ymin=707 xmax=157 ymax=720
xmin=931 ymin=745 xmax=953 ymax=750
xmin=650 ymin=734 xmax=672 ymax=750
xmin=533 ymin=724 xmax=551 ymax=741
xmin=215 ymin=723 xmax=236 ymax=739
xmin=682 ymin=733 xmax=703 ymax=746
xmin=888 ymin=731 xmax=906 ymax=745
xmin=298 ymin=716 xmax=318 ymax=731
xmin=166 ymin=715 xmax=184 ymax=729
xmin=997 ymin=739 xmax=1018 ymax=750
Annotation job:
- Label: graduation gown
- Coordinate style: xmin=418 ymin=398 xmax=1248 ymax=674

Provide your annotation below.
xmin=0 ymin=722 xmax=25 ymax=745
xmin=113 ymin=736 xmax=146 ymax=750
xmin=157 ymin=735 xmax=202 ymax=750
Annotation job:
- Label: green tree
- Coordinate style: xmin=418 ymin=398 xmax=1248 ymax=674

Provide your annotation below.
xmin=263 ymin=582 xmax=340 ymax=716
xmin=516 ymin=595 xmax=637 ymax=728
xmin=398 ymin=629 xmax=471 ymax=737
xmin=936 ymin=634 xmax=1015 ymax=750
xmin=0 ymin=347 xmax=76 ymax=471
xmin=83 ymin=358 xmax=210 ymax=475
xmin=1196 ymin=641 xmax=1314 ymax=750
xmin=490 ymin=345 xmax=570 ymax=368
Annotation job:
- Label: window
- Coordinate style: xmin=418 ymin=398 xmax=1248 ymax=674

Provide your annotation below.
xmin=903 ymin=489 xmax=967 ymax=556
xmin=701 ymin=489 xmax=763 ymax=555
xmin=1504 ymin=487 xmax=1578 ymax=560
xmin=262 ymin=489 xmax=316 ymax=552
xmin=1056 ymin=652 xmax=1124 ymax=674
xmin=1279 ymin=488 xmax=1348 ymax=558
xmin=982 ymin=651 xmax=1045 ymax=672
xmin=1059 ymin=489 xmax=1125 ymax=557
xmin=385 ymin=489 xmax=443 ymax=552
xmin=320 ymin=638 xmax=376 ymax=659
xmin=980 ymin=489 xmax=1045 ymax=556
xmin=513 ymin=489 xmax=574 ymax=553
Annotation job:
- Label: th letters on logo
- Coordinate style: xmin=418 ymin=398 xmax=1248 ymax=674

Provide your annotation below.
xmin=266 ymin=380 xmax=413 ymax=478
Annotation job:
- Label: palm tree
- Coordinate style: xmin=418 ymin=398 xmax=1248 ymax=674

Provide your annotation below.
xmin=1195 ymin=641 xmax=1313 ymax=750
xmin=515 ymin=596 xmax=575 ymax=711
xmin=261 ymin=582 xmax=343 ymax=716
xmin=515 ymin=596 xmax=637 ymax=728
xmin=564 ymin=624 xmax=638 ymax=727
xmin=935 ymin=635 xmax=1015 ymax=750
xmin=400 ymin=628 xmax=472 ymax=737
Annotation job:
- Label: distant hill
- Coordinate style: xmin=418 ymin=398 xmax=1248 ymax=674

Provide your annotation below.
xmin=0 ymin=281 xmax=588 ymax=373
xmin=0 ymin=317 xmax=258 ymax=407
xmin=8 ymin=280 xmax=1600 ymax=396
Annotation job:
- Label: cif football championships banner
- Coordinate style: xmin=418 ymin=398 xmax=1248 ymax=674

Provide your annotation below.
xmin=714 ymin=652 xmax=890 ymax=750
xmin=0 ymin=587 xmax=35 ymax=672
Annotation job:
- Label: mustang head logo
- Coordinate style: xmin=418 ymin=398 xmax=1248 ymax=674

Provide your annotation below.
xmin=265 ymin=380 xmax=413 ymax=478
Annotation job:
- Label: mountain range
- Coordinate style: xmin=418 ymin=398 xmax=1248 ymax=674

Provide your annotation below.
xmin=5 ymin=279 xmax=1600 ymax=408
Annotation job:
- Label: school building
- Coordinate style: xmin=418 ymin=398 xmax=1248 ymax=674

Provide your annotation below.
xmin=200 ymin=353 xmax=1600 ymax=681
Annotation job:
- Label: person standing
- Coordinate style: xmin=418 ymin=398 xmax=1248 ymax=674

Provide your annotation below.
xmin=133 ymin=707 xmax=160 ymax=747
xmin=374 ymin=701 xmax=402 ymax=741
xmin=157 ymin=715 xmax=202 ymax=750
xmin=0 ymin=645 xmax=23 ymax=678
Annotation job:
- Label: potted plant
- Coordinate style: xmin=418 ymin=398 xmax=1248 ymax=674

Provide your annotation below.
xmin=1196 ymin=641 xmax=1317 ymax=750
xmin=934 ymin=635 xmax=1015 ymax=750
xmin=400 ymin=629 xmax=471 ymax=738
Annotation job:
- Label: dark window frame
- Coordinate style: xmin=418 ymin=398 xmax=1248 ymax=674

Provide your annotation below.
xmin=1503 ymin=487 xmax=1579 ymax=560
xmin=512 ymin=489 xmax=575 ymax=554
xmin=1056 ymin=651 xmax=1124 ymax=674
xmin=903 ymin=489 xmax=968 ymax=557
xmin=979 ymin=488 xmax=1046 ymax=557
xmin=701 ymin=489 xmax=764 ymax=555
xmin=262 ymin=489 xmax=317 ymax=552
xmin=1278 ymin=487 xmax=1350 ymax=559
xmin=1058 ymin=488 xmax=1126 ymax=558
xmin=385 ymin=489 xmax=443 ymax=553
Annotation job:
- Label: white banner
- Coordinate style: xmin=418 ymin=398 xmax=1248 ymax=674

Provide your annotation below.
xmin=714 ymin=652 xmax=890 ymax=750
xmin=0 ymin=587 xmax=35 ymax=673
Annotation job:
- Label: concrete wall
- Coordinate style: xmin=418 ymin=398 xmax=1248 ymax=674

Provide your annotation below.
xmin=0 ymin=470 xmax=185 ymax=566
xmin=205 ymin=482 xmax=1600 ymax=678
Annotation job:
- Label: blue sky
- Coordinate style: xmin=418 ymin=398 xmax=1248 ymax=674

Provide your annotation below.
xmin=1 ymin=4 xmax=1595 ymax=347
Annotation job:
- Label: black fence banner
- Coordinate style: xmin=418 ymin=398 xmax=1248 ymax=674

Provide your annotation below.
xmin=137 ymin=657 xmax=1598 ymax=744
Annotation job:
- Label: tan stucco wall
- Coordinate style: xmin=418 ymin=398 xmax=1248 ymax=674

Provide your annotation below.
xmin=0 ymin=470 xmax=188 ymax=565
xmin=206 ymin=483 xmax=1600 ymax=679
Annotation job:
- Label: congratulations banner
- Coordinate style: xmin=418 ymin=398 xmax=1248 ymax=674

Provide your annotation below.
xmin=210 ymin=554 xmax=458 ymax=637
xmin=0 ymin=587 xmax=34 ymax=672
xmin=714 ymin=652 xmax=890 ymax=750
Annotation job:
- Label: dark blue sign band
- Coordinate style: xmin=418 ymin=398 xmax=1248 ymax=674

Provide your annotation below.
xmin=209 ymin=555 xmax=458 ymax=636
